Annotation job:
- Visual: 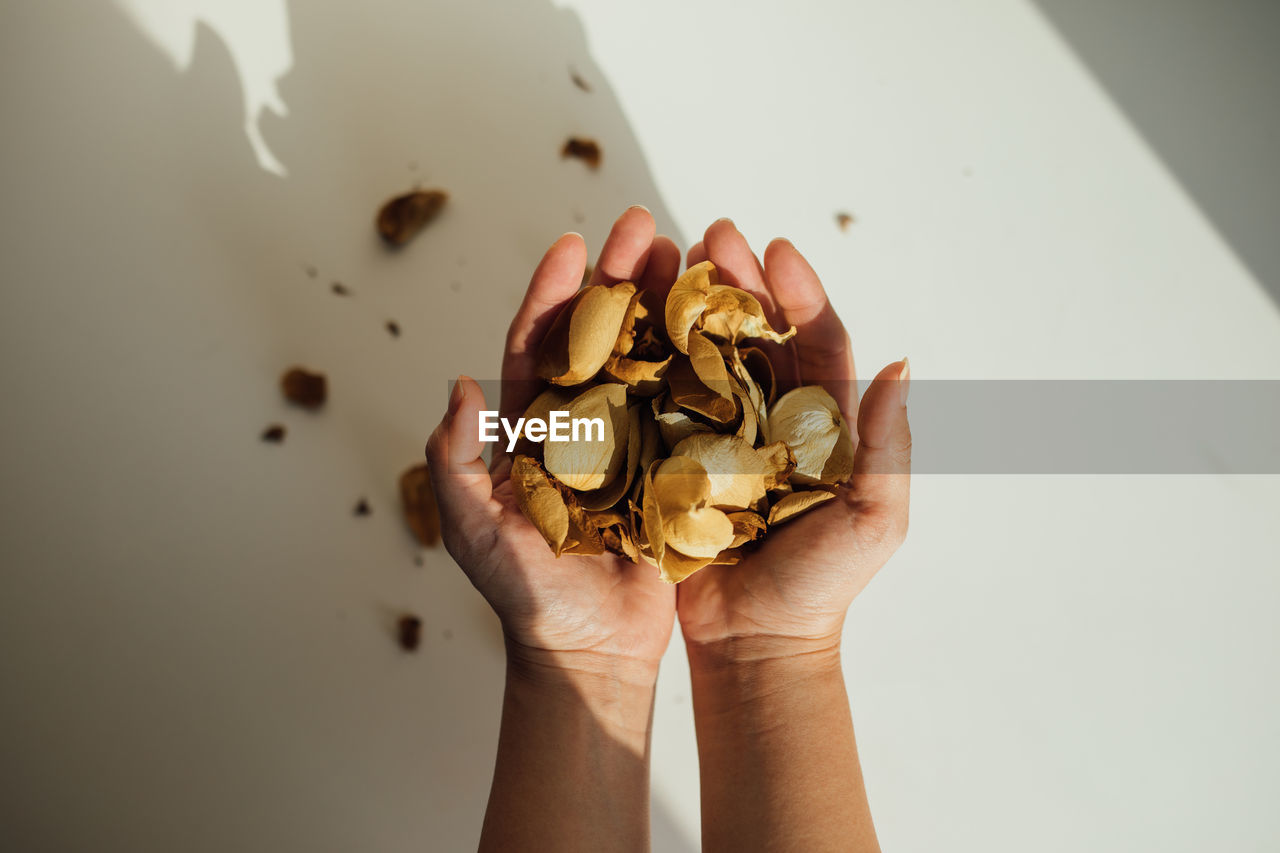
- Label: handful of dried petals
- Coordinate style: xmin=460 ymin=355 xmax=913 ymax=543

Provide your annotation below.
xmin=512 ymin=261 xmax=853 ymax=583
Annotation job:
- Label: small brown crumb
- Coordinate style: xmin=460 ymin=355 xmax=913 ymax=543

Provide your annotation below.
xmin=331 ymin=281 xmax=350 ymax=296
xmin=280 ymin=367 xmax=327 ymax=409
xmin=581 ymin=264 xmax=594 ymax=287
xmin=836 ymin=212 xmax=855 ymax=232
xmin=413 ymin=554 xmax=424 ymax=567
xmin=571 ymin=208 xmax=585 ymax=224
xmin=385 ymin=320 xmax=401 ymax=337
xmin=261 ymin=424 xmax=286 ymax=443
xmin=399 ymin=463 xmax=440 ymax=547
xmin=303 ymin=263 xmax=318 ymax=278
xmin=377 ymin=189 xmax=449 ymax=247
xmin=397 ymin=615 xmax=423 ymax=651
xmin=353 ymin=498 xmax=371 ymax=516
xmin=562 ymin=137 xmax=601 ymax=170
xmin=569 ymin=68 xmax=591 ymax=92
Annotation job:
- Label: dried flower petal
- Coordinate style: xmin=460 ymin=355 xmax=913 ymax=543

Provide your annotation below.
xmin=766 ymin=386 xmax=855 ymax=485
xmin=562 ymin=137 xmax=602 ymax=169
xmin=281 ymin=367 xmax=327 ymax=409
xmin=537 ymin=282 xmax=637 ymax=385
xmin=768 ymin=489 xmax=837 ymax=524
xmin=671 ymin=433 xmax=794 ymax=510
xmin=665 ymin=261 xmax=796 ymax=353
xmin=399 ymin=463 xmax=440 ymax=546
xmin=377 ymin=189 xmax=448 ymax=247
xmin=543 ymin=383 xmax=629 ymax=491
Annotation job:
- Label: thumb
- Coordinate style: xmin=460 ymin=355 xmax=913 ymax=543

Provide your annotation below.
xmin=425 ymin=375 xmax=497 ymax=538
xmin=846 ymin=359 xmax=911 ymax=551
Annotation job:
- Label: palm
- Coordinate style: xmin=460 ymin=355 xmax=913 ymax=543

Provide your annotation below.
xmin=471 ymin=475 xmax=675 ymax=663
xmin=674 ymin=220 xmax=910 ymax=648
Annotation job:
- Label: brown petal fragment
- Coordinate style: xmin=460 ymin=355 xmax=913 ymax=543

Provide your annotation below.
xmin=767 ymin=489 xmax=837 ymax=525
xmin=562 ymin=137 xmax=602 ymax=169
xmin=667 ymin=342 xmax=738 ymax=424
xmin=261 ymin=424 xmax=286 ymax=443
xmin=537 ymin=282 xmax=637 ymax=385
xmin=399 ymin=463 xmax=440 ymax=547
xmin=397 ymin=615 xmax=423 ymax=651
xmin=377 ymin=189 xmax=448 ymax=247
xmin=281 ymin=367 xmax=327 ymax=409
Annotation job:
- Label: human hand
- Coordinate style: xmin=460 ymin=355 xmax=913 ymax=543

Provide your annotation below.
xmin=675 ymin=219 xmax=912 ymax=663
xmin=426 ymin=207 xmax=683 ymax=681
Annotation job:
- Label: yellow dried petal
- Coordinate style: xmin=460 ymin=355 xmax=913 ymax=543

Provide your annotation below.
xmin=665 ymin=261 xmax=715 ymax=354
xmin=768 ymin=489 xmax=837 ymax=525
xmin=511 ymin=455 xmax=571 ymax=555
xmin=670 ymin=433 xmax=794 ymax=510
xmin=543 ymin=383 xmax=629 ymax=491
xmin=537 ymin=282 xmax=637 ymax=385
xmin=576 ymin=404 xmax=642 ymax=511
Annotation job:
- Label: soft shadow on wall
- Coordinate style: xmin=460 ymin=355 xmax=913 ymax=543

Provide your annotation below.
xmin=1031 ymin=0 xmax=1280 ymax=307
xmin=0 ymin=0 xmax=692 ymax=850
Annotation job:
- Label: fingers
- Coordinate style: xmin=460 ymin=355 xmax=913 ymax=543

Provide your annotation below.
xmin=701 ymin=219 xmax=779 ymax=323
xmin=762 ymin=238 xmax=857 ymax=423
xmin=637 ymin=234 xmax=681 ymax=299
xmin=500 ymin=232 xmax=587 ymax=420
xmin=586 ymin=205 xmax=656 ymax=287
xmin=686 ymin=240 xmax=706 ymax=268
xmin=845 ymin=360 xmax=911 ymax=555
xmin=426 ymin=376 xmax=499 ymax=534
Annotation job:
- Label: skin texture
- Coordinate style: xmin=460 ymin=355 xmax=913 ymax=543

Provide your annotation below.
xmin=426 ymin=209 xmax=910 ymax=853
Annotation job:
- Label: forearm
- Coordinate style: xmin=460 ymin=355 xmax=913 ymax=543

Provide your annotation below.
xmin=687 ymin=636 xmax=880 ymax=853
xmin=479 ymin=644 xmax=658 ymax=853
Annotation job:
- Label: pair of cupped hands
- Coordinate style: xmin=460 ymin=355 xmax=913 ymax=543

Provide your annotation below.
xmin=426 ymin=207 xmax=911 ymax=683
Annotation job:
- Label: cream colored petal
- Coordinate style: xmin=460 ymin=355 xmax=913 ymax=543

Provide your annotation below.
xmin=511 ymin=455 xmax=571 ymax=555
xmin=577 ymin=404 xmax=642 ymax=510
xmin=766 ymin=385 xmax=854 ymax=485
xmin=670 ymin=433 xmax=794 ymax=510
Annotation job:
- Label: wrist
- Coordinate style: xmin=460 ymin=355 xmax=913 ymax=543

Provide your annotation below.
xmin=504 ymin=637 xmax=660 ymax=744
xmin=685 ymin=633 xmax=844 ymax=713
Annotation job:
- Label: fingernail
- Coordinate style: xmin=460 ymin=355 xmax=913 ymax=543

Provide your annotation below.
xmin=713 ymin=216 xmax=735 ymax=227
xmin=626 ymin=204 xmax=651 ymax=214
xmin=563 ymin=231 xmax=583 ymax=241
xmin=899 ymin=358 xmax=911 ymax=406
xmin=449 ymin=375 xmax=467 ymax=413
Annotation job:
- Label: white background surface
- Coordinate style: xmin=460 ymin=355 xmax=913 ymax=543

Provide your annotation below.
xmin=2 ymin=1 xmax=1278 ymax=850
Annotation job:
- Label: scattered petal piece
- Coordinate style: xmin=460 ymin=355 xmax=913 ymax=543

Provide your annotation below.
xmin=281 ymin=367 xmax=327 ymax=409
xmin=836 ymin=212 xmax=855 ymax=232
xmin=399 ymin=463 xmax=440 ymax=546
xmin=385 ymin=320 xmax=401 ymax=337
xmin=562 ymin=137 xmax=602 ymax=169
xmin=353 ymin=498 xmax=371 ymax=517
xmin=397 ymin=615 xmax=423 ymax=651
xmin=261 ymin=424 xmax=286 ymax=443
xmin=377 ymin=189 xmax=448 ymax=247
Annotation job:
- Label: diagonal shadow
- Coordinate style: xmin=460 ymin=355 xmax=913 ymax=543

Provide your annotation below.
xmin=0 ymin=0 xmax=695 ymax=850
xmin=1030 ymin=0 xmax=1280 ymax=307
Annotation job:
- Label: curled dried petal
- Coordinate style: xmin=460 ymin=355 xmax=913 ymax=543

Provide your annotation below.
xmin=537 ymin=282 xmax=637 ymax=385
xmin=767 ymin=489 xmax=837 ymax=525
xmin=766 ymin=386 xmax=855 ymax=485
